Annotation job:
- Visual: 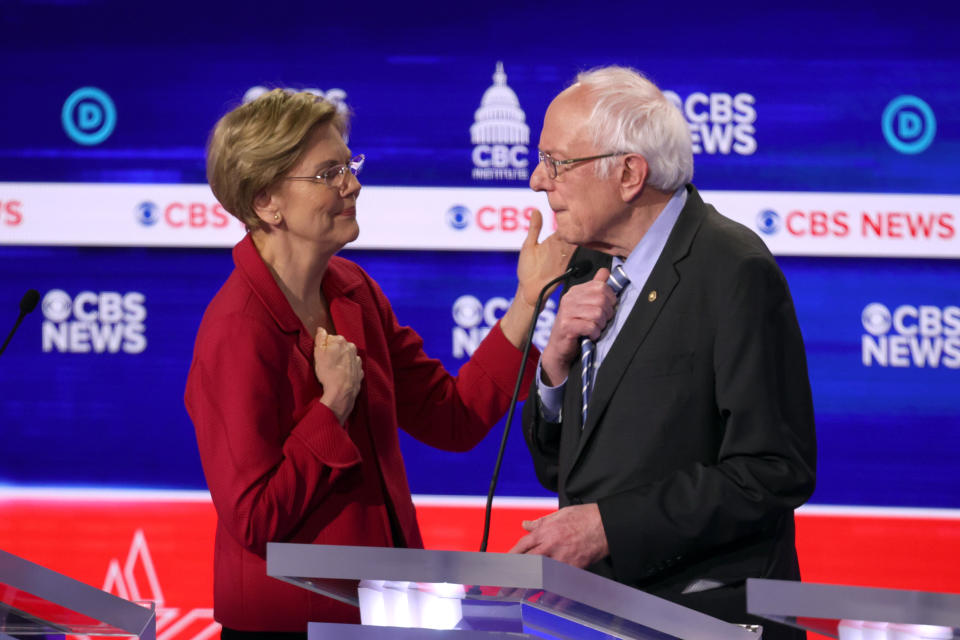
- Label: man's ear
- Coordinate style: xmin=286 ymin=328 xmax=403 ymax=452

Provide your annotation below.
xmin=620 ymin=154 xmax=648 ymax=202
xmin=252 ymin=187 xmax=282 ymax=227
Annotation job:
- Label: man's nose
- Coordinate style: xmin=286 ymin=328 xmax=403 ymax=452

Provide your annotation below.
xmin=529 ymin=160 xmax=550 ymax=192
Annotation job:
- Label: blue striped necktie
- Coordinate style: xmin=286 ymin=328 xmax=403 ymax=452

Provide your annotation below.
xmin=580 ymin=265 xmax=630 ymax=427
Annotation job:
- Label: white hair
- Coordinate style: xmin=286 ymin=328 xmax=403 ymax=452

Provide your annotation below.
xmin=573 ymin=66 xmax=693 ymax=191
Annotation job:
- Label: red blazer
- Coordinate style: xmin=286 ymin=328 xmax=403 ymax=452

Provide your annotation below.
xmin=185 ymin=235 xmax=537 ymax=632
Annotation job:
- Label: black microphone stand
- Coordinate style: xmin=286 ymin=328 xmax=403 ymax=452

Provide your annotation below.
xmin=478 ymin=262 xmax=587 ymax=552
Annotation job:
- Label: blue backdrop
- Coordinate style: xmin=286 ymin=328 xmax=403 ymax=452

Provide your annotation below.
xmin=1 ymin=0 xmax=958 ymax=509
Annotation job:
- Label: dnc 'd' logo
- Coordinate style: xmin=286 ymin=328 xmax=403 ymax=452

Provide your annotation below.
xmin=882 ymin=95 xmax=936 ymax=155
xmin=62 ymin=87 xmax=116 ymax=146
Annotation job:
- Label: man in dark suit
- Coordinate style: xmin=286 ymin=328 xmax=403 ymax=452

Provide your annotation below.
xmin=510 ymin=66 xmax=817 ymax=637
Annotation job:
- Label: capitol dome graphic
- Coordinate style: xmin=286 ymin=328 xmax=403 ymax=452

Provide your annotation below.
xmin=471 ymin=62 xmax=529 ymax=146
xmin=470 ymin=62 xmax=530 ymax=181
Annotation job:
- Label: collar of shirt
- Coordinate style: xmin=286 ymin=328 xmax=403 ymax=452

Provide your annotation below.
xmin=597 ymin=186 xmax=687 ymax=364
xmin=615 ymin=185 xmax=687 ymax=287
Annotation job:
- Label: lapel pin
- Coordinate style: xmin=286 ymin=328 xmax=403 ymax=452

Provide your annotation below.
xmin=648 ymin=290 xmax=658 ymax=302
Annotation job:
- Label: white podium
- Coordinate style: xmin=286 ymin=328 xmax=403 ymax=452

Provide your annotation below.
xmin=0 ymin=549 xmax=155 ymax=639
xmin=747 ymin=578 xmax=960 ymax=639
xmin=267 ymin=543 xmax=760 ymax=640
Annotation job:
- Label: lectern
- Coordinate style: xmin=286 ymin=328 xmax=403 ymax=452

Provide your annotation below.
xmin=747 ymin=578 xmax=960 ymax=639
xmin=267 ymin=543 xmax=760 ymax=639
xmin=0 ymin=549 xmax=156 ymax=639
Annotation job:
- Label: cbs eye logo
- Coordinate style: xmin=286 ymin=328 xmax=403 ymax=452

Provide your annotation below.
xmin=452 ymin=295 xmax=483 ymax=328
xmin=42 ymin=289 xmax=74 ymax=323
xmin=861 ymin=302 xmax=892 ymax=335
xmin=446 ymin=205 xmax=471 ymax=231
xmin=756 ymin=209 xmax=780 ymax=235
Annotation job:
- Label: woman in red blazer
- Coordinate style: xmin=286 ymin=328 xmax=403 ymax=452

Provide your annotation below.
xmin=184 ymin=89 xmax=570 ymax=638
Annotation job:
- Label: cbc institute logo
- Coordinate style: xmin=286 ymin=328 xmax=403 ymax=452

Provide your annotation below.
xmin=41 ymin=289 xmax=147 ymax=354
xmin=861 ymin=302 xmax=959 ymax=368
xmin=471 ymin=62 xmax=529 ymax=182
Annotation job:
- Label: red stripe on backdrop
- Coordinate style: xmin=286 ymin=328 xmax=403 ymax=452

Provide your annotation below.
xmin=415 ymin=501 xmax=553 ymax=552
xmin=794 ymin=511 xmax=960 ymax=640
xmin=1 ymin=494 xmax=959 ymax=640
xmin=0 ymin=494 xmax=221 ymax=640
xmin=796 ymin=511 xmax=960 ymax=593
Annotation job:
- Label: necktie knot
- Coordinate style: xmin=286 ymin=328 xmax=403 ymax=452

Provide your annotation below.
xmin=606 ymin=264 xmax=630 ymax=296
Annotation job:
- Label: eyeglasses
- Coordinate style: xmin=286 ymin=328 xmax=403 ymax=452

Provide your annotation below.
xmin=537 ymin=149 xmax=627 ymax=180
xmin=284 ymin=154 xmax=365 ymax=189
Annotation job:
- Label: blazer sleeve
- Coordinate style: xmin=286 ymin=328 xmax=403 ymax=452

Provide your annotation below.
xmin=521 ymin=380 xmax=562 ymax=492
xmin=185 ymin=312 xmax=361 ymax=556
xmin=598 ymin=252 xmax=817 ymax=583
xmin=363 ymin=271 xmax=540 ymax=451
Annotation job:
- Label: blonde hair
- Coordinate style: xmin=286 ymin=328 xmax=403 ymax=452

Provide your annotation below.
xmin=206 ymin=89 xmax=349 ymax=230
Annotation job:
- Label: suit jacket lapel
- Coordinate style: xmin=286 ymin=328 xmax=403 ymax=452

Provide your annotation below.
xmin=566 ymin=185 xmax=709 ymax=479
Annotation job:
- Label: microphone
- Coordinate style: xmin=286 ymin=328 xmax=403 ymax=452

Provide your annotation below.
xmin=479 ymin=260 xmax=590 ymax=552
xmin=0 ymin=289 xmax=40 ymax=358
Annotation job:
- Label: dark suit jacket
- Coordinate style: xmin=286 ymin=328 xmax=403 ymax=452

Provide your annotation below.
xmin=522 ymin=185 xmax=816 ymax=630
